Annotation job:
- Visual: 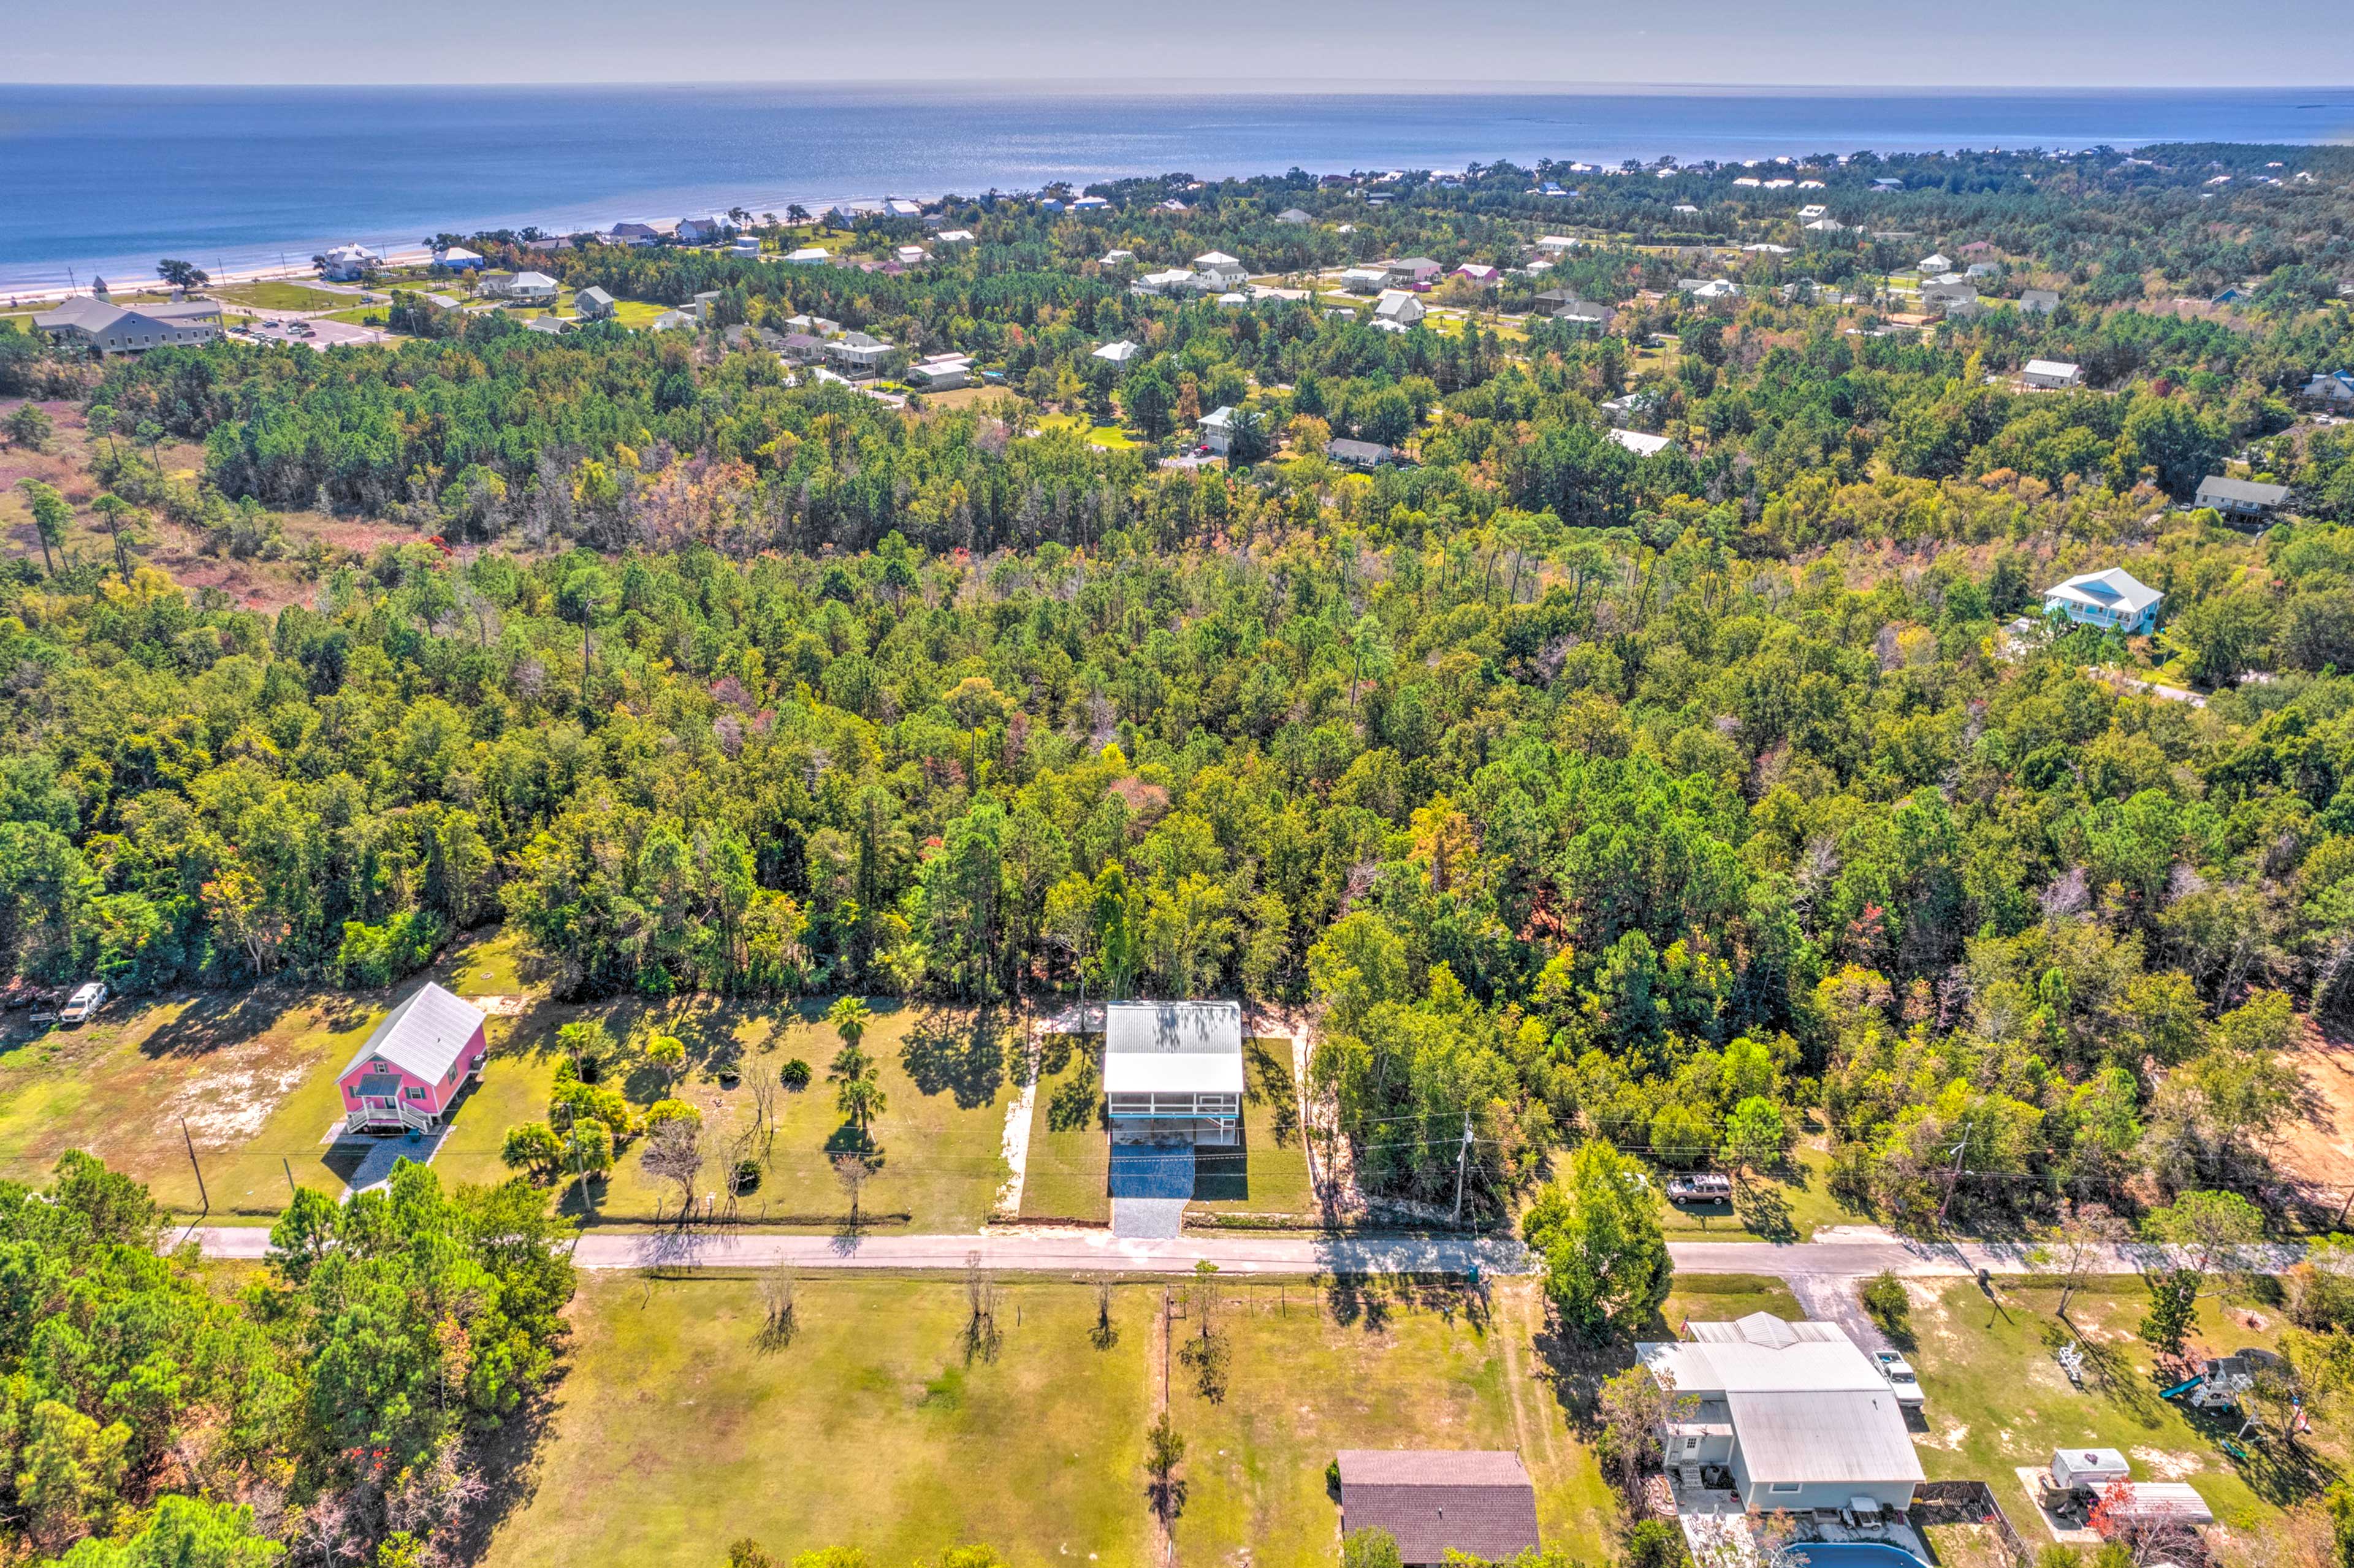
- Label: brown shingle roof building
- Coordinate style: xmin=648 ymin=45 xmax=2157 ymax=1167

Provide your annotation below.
xmin=1336 ymin=1450 xmax=1541 ymax=1566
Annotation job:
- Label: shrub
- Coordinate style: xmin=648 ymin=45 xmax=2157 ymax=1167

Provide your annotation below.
xmin=645 ymin=1098 xmax=703 ymax=1130
xmin=733 ymin=1157 xmax=763 ymax=1192
xmin=780 ymin=1058 xmax=812 ymax=1090
xmin=1861 ymin=1270 xmax=1910 ymax=1332
xmin=1625 ymin=1518 xmax=1691 ymax=1568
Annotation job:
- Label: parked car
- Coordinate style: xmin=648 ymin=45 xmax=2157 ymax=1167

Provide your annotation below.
xmin=1873 ymin=1350 xmax=1926 ymax=1407
xmin=1666 ymin=1172 xmax=1734 ymax=1204
xmin=58 ymin=981 xmax=107 ymax=1024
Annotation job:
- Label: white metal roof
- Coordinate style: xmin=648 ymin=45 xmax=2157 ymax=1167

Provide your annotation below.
xmin=2044 ymin=568 xmax=2161 ymax=615
xmin=1608 ymin=428 xmax=1674 ymax=457
xmin=1103 ymin=1002 xmax=1243 ymax=1095
xmin=2024 ymin=358 xmax=2081 ymax=378
xmin=1638 ymin=1317 xmax=1922 ymax=1486
xmin=340 ymin=983 xmax=486 ymax=1084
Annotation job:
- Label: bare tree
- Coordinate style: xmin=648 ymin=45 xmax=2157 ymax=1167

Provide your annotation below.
xmin=832 ymin=1151 xmax=878 ymax=1226
xmin=758 ymin=1263 xmax=799 ymax=1350
xmin=964 ymin=1250 xmax=1002 ymax=1362
xmin=1178 ymin=1259 xmax=1228 ymax=1401
xmin=642 ymin=1117 xmax=707 ymax=1217
xmin=748 ymin=1076 xmax=779 ymax=1160
xmin=1090 ymin=1272 xmax=1119 ymax=1350
xmin=2036 ymin=1200 xmax=2128 ymax=1321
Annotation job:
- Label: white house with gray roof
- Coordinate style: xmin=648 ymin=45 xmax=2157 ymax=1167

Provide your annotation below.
xmin=1103 ymin=1002 xmax=1243 ymax=1145
xmin=2043 ymin=567 xmax=2163 ymax=633
xmin=1638 ymin=1314 xmax=1924 ymax=1515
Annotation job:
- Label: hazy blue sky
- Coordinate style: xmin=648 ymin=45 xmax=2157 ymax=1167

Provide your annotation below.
xmin=10 ymin=0 xmax=2354 ymax=86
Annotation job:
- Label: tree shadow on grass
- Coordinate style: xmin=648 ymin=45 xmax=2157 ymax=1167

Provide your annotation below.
xmin=2219 ymin=1430 xmax=2335 ymax=1508
xmin=440 ymin=1377 xmax=563 ymax=1567
xmin=901 ymin=1007 xmax=1007 ymax=1108
xmin=142 ymin=987 xmax=344 ymax=1060
xmin=1243 ymin=1040 xmax=1299 ymax=1147
xmin=1046 ymin=1048 xmax=1105 ymax=1133
xmin=2035 ymin=1314 xmax=2151 ymax=1418
xmin=1734 ymin=1179 xmax=1796 ymax=1242
xmin=1528 ymin=1317 xmax=1641 ymax=1435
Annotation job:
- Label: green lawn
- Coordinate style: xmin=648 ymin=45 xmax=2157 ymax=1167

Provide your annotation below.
xmin=1171 ymin=1277 xmax=1613 ymax=1566
xmin=1906 ymin=1278 xmax=2340 ymax=1529
xmin=479 ymin=999 xmax=1016 ymax=1229
xmin=609 ymin=299 xmax=671 ymax=327
xmin=1019 ymin=1029 xmax=1108 ymax=1223
xmin=482 ymin=1273 xmax=1608 ymax=1568
xmin=1037 ymin=413 xmax=1140 ymax=450
xmin=1192 ymin=1039 xmax=1316 ymax=1217
xmin=210 ymin=280 xmax=351 ymax=311
xmin=321 ymin=306 xmax=387 ymax=327
xmin=485 ymin=1274 xmax=1157 ymax=1568
xmin=1659 ymin=1271 xmax=1804 ymax=1328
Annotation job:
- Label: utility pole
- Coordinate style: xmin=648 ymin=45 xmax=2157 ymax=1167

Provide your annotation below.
xmin=283 ymin=1157 xmax=297 ymax=1199
xmin=180 ymin=1117 xmax=209 ymax=1216
xmin=1935 ymin=1130 xmax=1969 ymax=1225
xmin=1452 ymin=1110 xmax=1474 ymax=1226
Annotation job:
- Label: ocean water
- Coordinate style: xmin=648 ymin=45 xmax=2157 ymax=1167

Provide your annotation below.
xmin=2 ymin=83 xmax=2351 ymax=293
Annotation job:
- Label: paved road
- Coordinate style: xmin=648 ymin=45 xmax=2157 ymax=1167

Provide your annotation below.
xmin=187 ymin=1222 xmax=2291 ymax=1279
xmin=186 ymin=1224 xmax=1537 ymax=1276
xmin=188 ymin=1214 xmax=2297 ymax=1281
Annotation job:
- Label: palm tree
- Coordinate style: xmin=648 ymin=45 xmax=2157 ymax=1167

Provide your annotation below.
xmin=828 ymin=995 xmax=874 ymax=1053
xmin=836 ymin=1070 xmax=887 ymax=1140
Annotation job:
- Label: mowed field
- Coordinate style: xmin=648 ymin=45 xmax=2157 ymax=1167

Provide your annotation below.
xmin=0 ymin=927 xmax=1018 ymax=1229
xmin=480 ymin=1273 xmax=1610 ymax=1568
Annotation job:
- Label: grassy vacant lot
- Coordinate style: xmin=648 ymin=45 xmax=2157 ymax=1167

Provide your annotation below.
xmin=1037 ymin=412 xmax=1141 ymax=449
xmin=210 ymin=280 xmax=351 ymax=311
xmin=1906 ymin=1277 xmax=2339 ymax=1529
xmin=1171 ymin=1276 xmax=1613 ymax=1566
xmin=482 ymin=1273 xmax=1606 ymax=1568
xmin=467 ymin=999 xmax=1017 ymax=1230
xmin=486 ymin=1273 xmax=1156 ymax=1568
xmin=608 ymin=299 xmax=671 ymax=327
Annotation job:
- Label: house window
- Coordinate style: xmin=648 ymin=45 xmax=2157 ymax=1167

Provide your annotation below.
xmin=1683 ymin=1437 xmax=1701 ymax=1453
xmin=1770 ymin=1483 xmax=1802 ymax=1494
xmin=406 ymin=1086 xmax=427 ymax=1102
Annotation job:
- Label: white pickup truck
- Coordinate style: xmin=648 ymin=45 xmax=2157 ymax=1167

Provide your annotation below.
xmin=58 ymin=981 xmax=108 ymax=1024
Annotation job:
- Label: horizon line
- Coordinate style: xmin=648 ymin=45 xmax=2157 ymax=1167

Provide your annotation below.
xmin=10 ymin=76 xmax=2354 ymax=94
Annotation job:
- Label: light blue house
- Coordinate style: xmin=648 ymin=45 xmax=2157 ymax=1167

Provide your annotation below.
xmin=2044 ymin=568 xmax=2163 ymax=634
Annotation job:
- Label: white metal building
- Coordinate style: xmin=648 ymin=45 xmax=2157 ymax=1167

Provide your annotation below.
xmin=1102 ymin=1002 xmax=1243 ymax=1145
xmin=1637 ymin=1313 xmax=1924 ymax=1514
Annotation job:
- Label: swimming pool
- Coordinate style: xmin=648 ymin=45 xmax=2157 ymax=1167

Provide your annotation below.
xmin=1791 ymin=1543 xmax=1929 ymax=1568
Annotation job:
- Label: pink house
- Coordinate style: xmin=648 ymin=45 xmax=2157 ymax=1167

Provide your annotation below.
xmin=337 ymin=982 xmax=489 ymax=1135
